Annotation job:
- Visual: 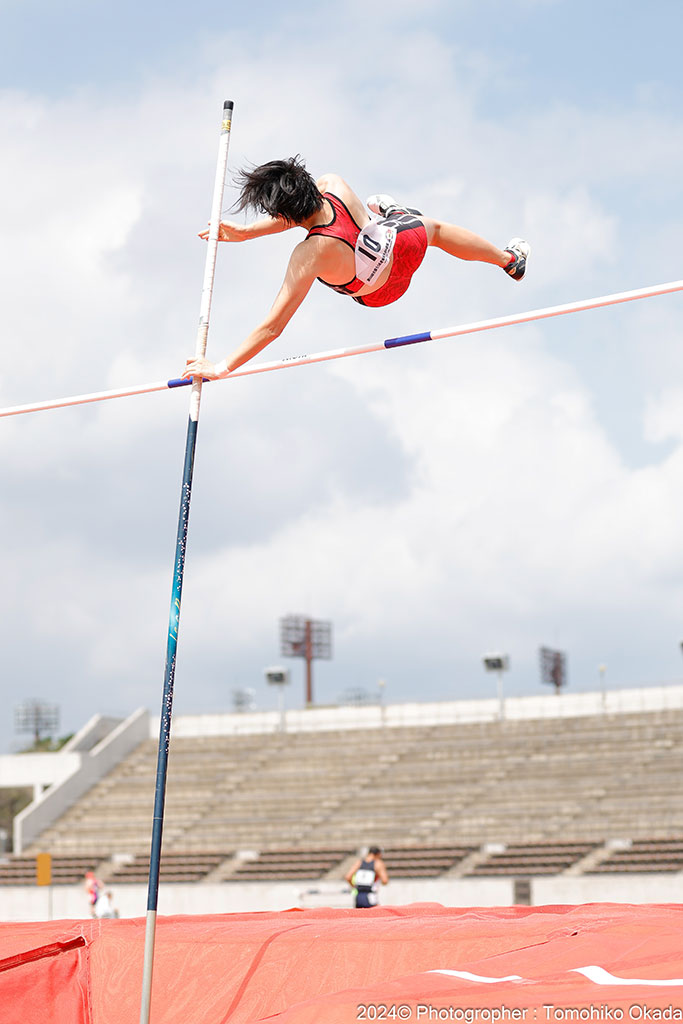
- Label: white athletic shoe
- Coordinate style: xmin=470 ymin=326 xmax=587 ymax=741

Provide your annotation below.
xmin=503 ymin=238 xmax=531 ymax=281
xmin=366 ymin=194 xmax=400 ymax=217
xmin=366 ymin=194 xmax=423 ymax=218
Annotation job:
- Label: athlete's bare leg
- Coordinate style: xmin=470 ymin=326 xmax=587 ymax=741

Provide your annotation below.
xmin=366 ymin=197 xmax=525 ymax=272
xmin=421 ymin=217 xmax=511 ymax=268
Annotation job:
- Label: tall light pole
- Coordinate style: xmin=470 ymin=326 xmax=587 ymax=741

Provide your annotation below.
xmin=280 ymin=615 xmax=332 ymax=706
xmin=539 ymin=647 xmax=567 ymax=695
xmin=378 ymin=678 xmax=386 ymax=726
xmin=14 ymin=700 xmax=60 ymax=747
xmin=265 ymin=666 xmax=290 ymax=732
xmin=599 ymin=663 xmax=607 ymax=709
xmin=482 ymin=653 xmax=510 ymax=721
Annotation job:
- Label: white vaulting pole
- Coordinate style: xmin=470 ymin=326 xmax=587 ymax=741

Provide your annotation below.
xmin=138 ymin=100 xmax=234 ymax=1024
xmin=1 ymin=279 xmax=682 ymax=420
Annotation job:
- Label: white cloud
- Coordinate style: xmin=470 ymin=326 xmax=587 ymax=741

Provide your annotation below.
xmin=2 ymin=20 xmax=683 ymax=746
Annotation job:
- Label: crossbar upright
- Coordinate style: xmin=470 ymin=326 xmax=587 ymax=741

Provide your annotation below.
xmin=139 ymin=99 xmax=234 ymax=1024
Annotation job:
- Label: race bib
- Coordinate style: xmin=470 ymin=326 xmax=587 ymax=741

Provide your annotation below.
xmin=354 ymin=868 xmax=376 ymax=887
xmin=355 ymin=220 xmax=396 ymax=286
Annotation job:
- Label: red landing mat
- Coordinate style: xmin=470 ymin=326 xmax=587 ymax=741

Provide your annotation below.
xmin=2 ymin=903 xmax=683 ymax=1024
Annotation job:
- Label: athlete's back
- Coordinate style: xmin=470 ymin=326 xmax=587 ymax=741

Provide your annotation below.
xmin=315 ymin=173 xmax=371 ymax=230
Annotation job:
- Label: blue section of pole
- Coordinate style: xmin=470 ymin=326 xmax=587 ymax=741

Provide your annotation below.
xmin=146 ymin=415 xmax=198 ymax=911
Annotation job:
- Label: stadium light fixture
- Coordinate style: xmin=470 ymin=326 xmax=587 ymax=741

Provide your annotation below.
xmin=482 ymin=653 xmax=509 ymax=720
xmin=264 ymin=666 xmax=290 ymax=687
xmin=539 ymin=647 xmax=567 ymax=694
xmin=280 ymin=615 xmax=332 ymax=706
xmin=14 ymin=699 xmax=60 ymax=747
xmin=265 ymin=666 xmax=290 ymax=732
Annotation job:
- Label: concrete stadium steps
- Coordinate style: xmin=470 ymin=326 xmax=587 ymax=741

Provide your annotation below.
xmin=227 ymin=848 xmax=352 ymax=882
xmin=465 ymin=841 xmax=598 ymax=877
xmin=22 ymin=705 xmax=683 ymax=858
xmin=0 ymin=854 xmax=105 ymax=886
xmin=380 ymin=845 xmax=476 ymax=877
xmin=586 ymin=838 xmax=683 ymax=874
xmin=8 ymin=837 xmax=683 ymax=882
xmin=105 ymin=851 xmax=231 ymax=884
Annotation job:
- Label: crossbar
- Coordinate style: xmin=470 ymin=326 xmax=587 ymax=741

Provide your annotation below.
xmin=2 ymin=279 xmax=682 ymax=420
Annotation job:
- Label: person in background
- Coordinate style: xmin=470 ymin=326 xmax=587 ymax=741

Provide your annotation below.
xmin=94 ymin=889 xmax=118 ymax=919
xmin=345 ymin=845 xmax=389 ymax=908
xmin=84 ymin=870 xmax=103 ymax=917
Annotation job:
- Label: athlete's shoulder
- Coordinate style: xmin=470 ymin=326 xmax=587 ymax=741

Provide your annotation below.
xmin=317 ymin=171 xmax=362 ymax=200
xmin=315 ymin=172 xmax=351 ymax=195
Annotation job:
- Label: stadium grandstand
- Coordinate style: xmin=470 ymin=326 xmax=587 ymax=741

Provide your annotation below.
xmin=2 ymin=683 xmax=683 ymax=920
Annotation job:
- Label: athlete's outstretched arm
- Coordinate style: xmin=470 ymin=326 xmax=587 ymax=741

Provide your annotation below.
xmin=198 ymin=215 xmax=293 ymax=242
xmin=182 ymin=240 xmax=319 ymax=379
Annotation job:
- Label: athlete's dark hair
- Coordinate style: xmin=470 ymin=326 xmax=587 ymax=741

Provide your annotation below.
xmin=234 ymin=155 xmax=324 ymax=224
xmin=368 ymin=846 xmax=382 ymax=855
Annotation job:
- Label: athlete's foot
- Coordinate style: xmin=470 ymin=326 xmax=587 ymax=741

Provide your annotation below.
xmin=367 ymin=194 xmax=423 ymax=218
xmin=503 ymin=238 xmax=531 ymax=281
xmin=367 ymin=194 xmax=400 ymax=216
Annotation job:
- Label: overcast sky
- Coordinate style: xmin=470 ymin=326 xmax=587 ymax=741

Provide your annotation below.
xmin=1 ymin=0 xmax=683 ymax=752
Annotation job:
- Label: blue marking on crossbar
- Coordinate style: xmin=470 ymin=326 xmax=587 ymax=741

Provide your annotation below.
xmin=383 ymin=331 xmax=432 ymax=348
xmin=167 ymin=377 xmax=210 ymax=388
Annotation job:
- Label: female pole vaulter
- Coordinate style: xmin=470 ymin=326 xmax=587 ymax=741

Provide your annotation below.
xmin=182 ymin=156 xmax=530 ymax=381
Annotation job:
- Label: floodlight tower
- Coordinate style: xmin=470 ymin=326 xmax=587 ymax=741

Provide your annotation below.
xmin=14 ymin=700 xmax=60 ymax=747
xmin=482 ymin=653 xmax=510 ymax=721
xmin=539 ymin=647 xmax=567 ymax=694
xmin=279 ymin=615 xmax=332 ymax=706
